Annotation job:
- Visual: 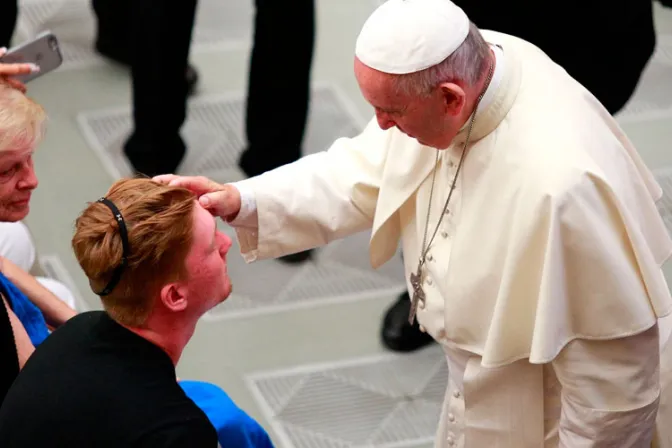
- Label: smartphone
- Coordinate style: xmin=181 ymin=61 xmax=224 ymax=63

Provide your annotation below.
xmin=0 ymin=31 xmax=63 ymax=83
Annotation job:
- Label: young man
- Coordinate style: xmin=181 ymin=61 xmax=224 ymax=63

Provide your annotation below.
xmin=0 ymin=178 xmax=270 ymax=447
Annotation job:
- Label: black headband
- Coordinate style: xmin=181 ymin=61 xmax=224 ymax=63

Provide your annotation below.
xmin=94 ymin=197 xmax=129 ymax=296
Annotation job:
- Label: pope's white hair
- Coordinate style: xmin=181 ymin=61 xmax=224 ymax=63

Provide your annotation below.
xmin=392 ymin=22 xmax=490 ymax=96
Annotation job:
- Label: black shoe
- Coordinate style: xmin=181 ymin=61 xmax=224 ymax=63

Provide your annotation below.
xmin=123 ymin=134 xmax=186 ymax=178
xmin=279 ymin=250 xmax=313 ymax=264
xmin=381 ymin=292 xmax=435 ymax=352
xmin=94 ymin=39 xmax=199 ymax=97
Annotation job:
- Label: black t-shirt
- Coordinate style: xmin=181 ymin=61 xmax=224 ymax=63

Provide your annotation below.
xmin=0 ymin=311 xmax=218 ymax=447
xmin=0 ymin=295 xmax=19 ymax=407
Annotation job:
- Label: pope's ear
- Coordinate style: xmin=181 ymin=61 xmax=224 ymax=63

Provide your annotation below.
xmin=439 ymin=82 xmax=466 ymax=116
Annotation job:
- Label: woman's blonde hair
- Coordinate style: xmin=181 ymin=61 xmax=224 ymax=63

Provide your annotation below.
xmin=0 ymin=82 xmax=47 ymax=153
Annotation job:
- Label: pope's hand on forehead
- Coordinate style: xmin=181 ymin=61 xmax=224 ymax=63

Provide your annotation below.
xmin=152 ymin=174 xmax=242 ymax=221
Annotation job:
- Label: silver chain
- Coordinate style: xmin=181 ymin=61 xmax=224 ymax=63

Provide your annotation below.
xmin=417 ymin=61 xmax=495 ymax=271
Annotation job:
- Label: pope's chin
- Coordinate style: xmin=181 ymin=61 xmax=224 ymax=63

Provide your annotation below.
xmin=418 ymin=138 xmax=448 ymax=150
xmin=425 ymin=136 xmax=455 ymax=151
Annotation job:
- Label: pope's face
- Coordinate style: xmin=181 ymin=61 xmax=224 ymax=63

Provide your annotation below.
xmin=354 ymin=57 xmax=463 ymax=149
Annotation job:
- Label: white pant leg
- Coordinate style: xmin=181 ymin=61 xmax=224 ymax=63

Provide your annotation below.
xmin=655 ymin=315 xmax=672 ymax=447
xmin=0 ymin=221 xmax=36 ymax=272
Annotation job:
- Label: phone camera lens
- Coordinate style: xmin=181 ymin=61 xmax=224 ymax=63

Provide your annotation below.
xmin=48 ymin=37 xmax=58 ymax=52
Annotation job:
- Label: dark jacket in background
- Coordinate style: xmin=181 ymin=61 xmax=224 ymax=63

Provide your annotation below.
xmin=454 ymin=0 xmax=659 ymax=114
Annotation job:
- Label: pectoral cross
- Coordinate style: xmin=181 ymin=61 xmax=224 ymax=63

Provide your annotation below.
xmin=408 ymin=266 xmax=425 ymax=324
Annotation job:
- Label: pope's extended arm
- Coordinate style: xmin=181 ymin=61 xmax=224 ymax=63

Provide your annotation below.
xmin=552 ymin=327 xmax=660 ymax=447
xmin=228 ymin=119 xmax=390 ymax=262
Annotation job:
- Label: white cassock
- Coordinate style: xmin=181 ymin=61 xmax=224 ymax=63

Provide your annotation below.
xmin=230 ymin=30 xmax=672 ymax=447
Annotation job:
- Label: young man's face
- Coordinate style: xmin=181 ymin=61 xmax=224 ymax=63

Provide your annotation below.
xmin=183 ymin=202 xmax=233 ymax=314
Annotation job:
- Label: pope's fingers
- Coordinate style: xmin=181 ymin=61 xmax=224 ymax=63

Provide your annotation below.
xmin=168 ymin=176 xmax=223 ymax=195
xmin=198 ymin=189 xmax=240 ymax=219
xmin=152 ymin=174 xmax=180 ymax=184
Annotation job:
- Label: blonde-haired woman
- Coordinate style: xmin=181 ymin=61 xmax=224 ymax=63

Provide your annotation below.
xmin=0 ymin=65 xmax=77 ymax=407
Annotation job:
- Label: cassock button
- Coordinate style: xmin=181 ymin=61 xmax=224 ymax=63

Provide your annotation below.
xmin=419 ymin=301 xmax=425 ymax=310
xmin=448 ymin=160 xmax=455 ymax=168
xmin=419 ymin=325 xmax=426 ymax=333
xmin=427 ymin=254 xmax=434 ymax=261
xmin=426 ymin=277 xmax=433 ymax=286
xmin=453 ymin=390 xmax=461 ymax=399
xmin=441 ymin=231 xmax=449 ymax=238
xmin=448 ymin=413 xmax=455 ymax=422
xmin=447 ymin=436 xmax=455 ymax=446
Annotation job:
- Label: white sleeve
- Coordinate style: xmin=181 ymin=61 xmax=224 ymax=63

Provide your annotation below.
xmin=227 ymin=182 xmax=258 ymax=228
xmin=229 ymin=118 xmax=390 ymax=263
xmin=552 ymin=325 xmax=660 ymax=447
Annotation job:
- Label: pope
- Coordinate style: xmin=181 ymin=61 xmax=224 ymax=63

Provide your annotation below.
xmin=156 ymin=0 xmax=672 ymax=446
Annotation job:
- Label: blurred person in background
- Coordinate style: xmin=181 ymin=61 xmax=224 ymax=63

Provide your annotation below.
xmin=238 ymin=0 xmax=315 ymax=265
xmin=1 ymin=0 xmax=316 ymax=215
xmin=0 ymin=0 xmax=200 ymax=178
xmin=90 ymin=0 xmax=199 ymax=177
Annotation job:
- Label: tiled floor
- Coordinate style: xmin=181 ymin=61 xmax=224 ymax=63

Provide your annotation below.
xmin=14 ymin=0 xmax=672 ymax=446
xmin=246 ymin=346 xmax=446 ymax=448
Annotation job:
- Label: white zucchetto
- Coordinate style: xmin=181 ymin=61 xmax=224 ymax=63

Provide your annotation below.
xmin=355 ymin=0 xmax=470 ymax=74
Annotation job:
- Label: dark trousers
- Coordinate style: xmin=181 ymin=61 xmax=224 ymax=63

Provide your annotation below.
xmin=0 ymin=0 xmax=17 ymax=49
xmin=453 ymin=0 xmax=656 ymax=116
xmin=0 ymin=0 xmax=197 ymax=176
xmin=242 ymin=0 xmax=315 ymax=175
xmin=92 ymin=0 xmax=198 ymax=175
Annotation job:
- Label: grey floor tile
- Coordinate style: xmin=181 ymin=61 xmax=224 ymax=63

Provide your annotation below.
xmin=76 ymin=84 xmax=367 ymax=179
xmin=246 ymin=345 xmax=445 ymax=448
xmin=204 ymin=229 xmax=405 ymax=320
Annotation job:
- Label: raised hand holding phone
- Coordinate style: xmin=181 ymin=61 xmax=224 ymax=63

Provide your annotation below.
xmin=0 ymin=31 xmax=63 ymax=90
xmin=0 ymin=48 xmax=39 ymax=92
